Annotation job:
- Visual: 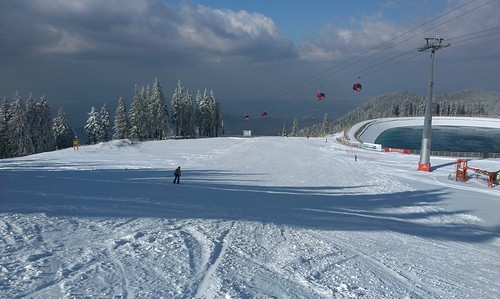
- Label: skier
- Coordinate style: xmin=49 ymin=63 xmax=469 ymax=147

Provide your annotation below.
xmin=73 ymin=139 xmax=79 ymax=150
xmin=355 ymin=155 xmax=357 ymax=162
xmin=173 ymin=166 xmax=181 ymax=184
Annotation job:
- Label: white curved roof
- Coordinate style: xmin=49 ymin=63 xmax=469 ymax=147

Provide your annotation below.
xmin=348 ymin=117 xmax=500 ymax=144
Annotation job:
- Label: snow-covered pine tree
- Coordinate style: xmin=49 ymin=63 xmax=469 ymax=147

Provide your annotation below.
xmin=171 ymin=80 xmax=184 ymax=137
xmin=113 ymin=96 xmax=129 ymax=139
xmin=37 ymin=96 xmax=55 ymax=153
xmin=143 ymin=84 xmax=153 ymax=139
xmin=472 ymin=102 xmax=485 ymax=116
xmin=179 ymin=89 xmax=194 ymax=138
xmin=440 ymin=100 xmax=449 ymax=116
xmin=25 ymin=93 xmax=39 ymax=152
xmin=9 ymin=93 xmax=34 ymax=157
xmin=391 ymin=102 xmax=400 ymax=117
xmin=281 ymin=121 xmax=287 ymax=137
xmin=26 ymin=95 xmax=54 ymax=153
xmin=433 ymin=102 xmax=440 ymax=116
xmin=204 ymin=89 xmax=215 ymax=136
xmin=418 ymin=99 xmax=425 ymax=116
xmin=128 ymin=85 xmax=147 ymax=141
xmin=194 ymin=90 xmax=204 ymax=136
xmin=321 ymin=113 xmax=330 ymax=136
xmin=209 ymin=90 xmax=222 ymax=137
xmin=450 ymin=102 xmax=458 ymax=115
xmin=0 ymin=98 xmax=11 ymax=158
xmin=99 ymin=103 xmax=111 ymax=142
xmin=401 ymin=98 xmax=411 ymax=117
xmin=196 ymin=89 xmax=209 ymax=136
xmin=84 ymin=106 xmax=102 ymax=144
xmin=150 ymin=78 xmax=169 ymax=139
xmin=53 ymin=107 xmax=73 ymax=149
xmin=291 ymin=117 xmax=299 ymax=137
xmin=195 ymin=89 xmax=223 ymax=137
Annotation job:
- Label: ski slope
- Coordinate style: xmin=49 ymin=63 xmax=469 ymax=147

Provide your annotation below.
xmin=1 ymin=136 xmax=499 ymax=298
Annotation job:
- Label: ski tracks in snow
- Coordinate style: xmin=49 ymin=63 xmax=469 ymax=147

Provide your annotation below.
xmin=2 ymin=137 xmax=499 ymax=298
xmin=308 ymin=230 xmax=444 ymax=298
xmin=189 ymin=222 xmax=233 ymax=298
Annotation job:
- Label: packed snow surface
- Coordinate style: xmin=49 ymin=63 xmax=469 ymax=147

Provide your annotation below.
xmin=1 ymin=136 xmax=499 ymax=298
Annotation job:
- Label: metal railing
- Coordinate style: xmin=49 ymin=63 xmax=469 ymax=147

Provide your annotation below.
xmin=336 ymin=136 xmax=500 ymax=159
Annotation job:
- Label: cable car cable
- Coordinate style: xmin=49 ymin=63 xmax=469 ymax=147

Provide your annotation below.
xmin=259 ymin=0 xmax=496 ymax=101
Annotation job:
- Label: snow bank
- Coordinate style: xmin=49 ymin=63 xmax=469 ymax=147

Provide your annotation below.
xmin=349 ymin=117 xmax=500 ymax=143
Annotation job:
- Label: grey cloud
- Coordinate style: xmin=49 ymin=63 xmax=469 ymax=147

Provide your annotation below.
xmin=177 ymin=4 xmax=297 ymax=62
xmin=0 ymin=0 xmax=297 ymax=65
xmin=297 ymin=1 xmax=500 ymax=62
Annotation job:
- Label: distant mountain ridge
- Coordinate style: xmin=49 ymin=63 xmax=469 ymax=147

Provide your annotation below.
xmin=329 ymin=89 xmax=499 ymax=133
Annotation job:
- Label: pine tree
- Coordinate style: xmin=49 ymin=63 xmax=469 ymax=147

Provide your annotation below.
xmin=450 ymin=102 xmax=458 ymax=115
xmin=172 ymin=85 xmax=195 ymax=138
xmin=23 ymin=94 xmax=54 ymax=154
xmin=99 ymin=103 xmax=111 ymax=142
xmin=143 ymin=85 xmax=152 ymax=139
xmin=171 ymin=80 xmax=185 ymax=137
xmin=194 ymin=90 xmax=204 ymax=136
xmin=37 ymin=96 xmax=55 ymax=153
xmin=84 ymin=106 xmax=102 ymax=144
xmin=194 ymin=89 xmax=222 ymax=137
xmin=113 ymin=96 xmax=129 ymax=139
xmin=9 ymin=93 xmax=34 ymax=157
xmin=418 ymin=99 xmax=425 ymax=116
xmin=291 ymin=117 xmax=299 ymax=136
xmin=128 ymin=85 xmax=147 ymax=141
xmin=209 ymin=90 xmax=222 ymax=137
xmin=434 ymin=102 xmax=440 ymax=115
xmin=53 ymin=107 xmax=73 ymax=149
xmin=401 ymin=98 xmax=411 ymax=117
xmin=150 ymin=78 xmax=169 ymax=139
xmin=25 ymin=93 xmax=39 ymax=152
xmin=321 ymin=113 xmax=330 ymax=135
xmin=391 ymin=102 xmax=400 ymax=116
xmin=180 ymin=89 xmax=194 ymax=137
xmin=196 ymin=89 xmax=211 ymax=136
xmin=0 ymin=98 xmax=11 ymax=158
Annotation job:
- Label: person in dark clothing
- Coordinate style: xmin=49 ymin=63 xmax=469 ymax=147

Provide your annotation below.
xmin=173 ymin=166 xmax=181 ymax=184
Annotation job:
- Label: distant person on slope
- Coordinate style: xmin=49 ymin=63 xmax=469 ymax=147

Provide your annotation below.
xmin=173 ymin=166 xmax=181 ymax=184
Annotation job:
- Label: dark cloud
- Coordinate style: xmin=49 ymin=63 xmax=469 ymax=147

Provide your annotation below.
xmin=0 ymin=0 xmax=297 ymax=65
xmin=0 ymin=0 xmax=498 ymax=131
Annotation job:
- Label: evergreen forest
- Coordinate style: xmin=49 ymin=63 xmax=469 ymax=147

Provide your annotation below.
xmin=0 ymin=79 xmax=223 ymax=158
xmin=0 ymin=87 xmax=497 ymax=159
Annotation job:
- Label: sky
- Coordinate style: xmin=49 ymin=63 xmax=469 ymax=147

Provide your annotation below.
xmin=1 ymin=0 xmax=499 ymax=128
xmin=1 ymin=123 xmax=499 ymax=297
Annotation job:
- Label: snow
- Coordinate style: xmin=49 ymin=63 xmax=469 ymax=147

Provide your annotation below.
xmin=1 ymin=130 xmax=500 ymax=298
xmin=350 ymin=116 xmax=500 ymax=143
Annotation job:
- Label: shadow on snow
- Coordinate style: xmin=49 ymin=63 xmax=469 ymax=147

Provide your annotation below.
xmin=1 ymin=168 xmax=498 ymax=243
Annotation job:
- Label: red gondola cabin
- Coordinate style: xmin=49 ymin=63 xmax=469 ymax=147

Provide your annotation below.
xmin=353 ymin=82 xmax=362 ymax=92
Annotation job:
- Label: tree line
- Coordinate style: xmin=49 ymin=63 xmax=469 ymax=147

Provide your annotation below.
xmin=0 ymin=79 xmax=223 ymax=158
xmin=307 ymin=89 xmax=499 ymax=136
xmin=280 ymin=114 xmax=330 ymax=138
